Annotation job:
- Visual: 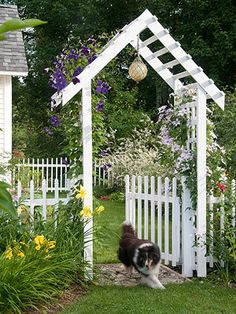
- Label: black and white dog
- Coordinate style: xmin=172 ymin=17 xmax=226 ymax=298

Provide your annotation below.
xmin=118 ymin=222 xmax=165 ymax=289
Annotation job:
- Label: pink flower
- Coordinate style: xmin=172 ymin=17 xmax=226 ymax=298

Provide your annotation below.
xmin=217 ymin=182 xmax=225 ymax=193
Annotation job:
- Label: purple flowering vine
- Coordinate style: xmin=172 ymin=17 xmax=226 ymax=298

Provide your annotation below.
xmin=96 ymin=80 xmax=111 ymax=94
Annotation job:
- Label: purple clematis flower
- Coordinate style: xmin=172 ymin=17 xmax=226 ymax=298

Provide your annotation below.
xmin=102 ymin=163 xmax=112 ymax=172
xmin=73 ymin=66 xmax=83 ymax=77
xmin=50 ymin=68 xmax=67 ymax=91
xmin=100 ymin=150 xmax=108 ymax=157
xmin=81 ymin=46 xmax=90 ymax=56
xmin=96 ymin=101 xmax=104 ymax=112
xmin=72 ymin=77 xmax=80 ymax=85
xmin=50 ymin=115 xmax=61 ymax=127
xmin=88 ymin=54 xmax=97 ymax=64
xmin=43 ymin=127 xmax=53 ymax=136
xmin=95 ymin=80 xmax=111 ymax=94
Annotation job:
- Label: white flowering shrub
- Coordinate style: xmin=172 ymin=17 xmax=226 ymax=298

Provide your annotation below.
xmin=101 ymin=125 xmax=171 ymax=186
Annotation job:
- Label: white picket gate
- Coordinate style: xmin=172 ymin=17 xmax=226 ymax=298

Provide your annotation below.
xmin=125 ymin=175 xmax=182 ymax=268
xmin=125 ymin=175 xmax=236 ymax=277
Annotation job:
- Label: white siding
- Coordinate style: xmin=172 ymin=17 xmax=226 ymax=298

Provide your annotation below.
xmin=0 ymin=75 xmax=12 ymax=166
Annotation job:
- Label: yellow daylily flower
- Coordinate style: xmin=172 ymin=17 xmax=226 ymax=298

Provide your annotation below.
xmin=35 ymin=245 xmax=41 ymax=251
xmin=5 ymin=248 xmax=13 ymax=260
xmin=17 ymin=251 xmax=25 ymax=258
xmin=47 ymin=240 xmax=56 ymax=249
xmin=16 ymin=205 xmax=28 ymax=215
xmin=95 ymin=205 xmax=105 ymax=214
xmin=34 ymin=235 xmax=45 ymax=246
xmin=80 ymin=206 xmax=92 ymax=219
xmin=75 ymin=185 xmax=87 ymax=200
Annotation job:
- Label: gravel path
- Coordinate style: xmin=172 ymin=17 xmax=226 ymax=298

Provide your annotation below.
xmin=96 ymin=263 xmax=190 ymax=287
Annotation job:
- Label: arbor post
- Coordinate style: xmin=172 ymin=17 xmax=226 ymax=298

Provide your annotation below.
xmin=82 ymin=80 xmax=93 ymax=278
xmin=196 ymin=85 xmax=207 ymax=277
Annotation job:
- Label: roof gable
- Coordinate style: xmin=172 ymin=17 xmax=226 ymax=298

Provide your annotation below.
xmin=52 ymin=9 xmax=224 ymax=109
xmin=0 ymin=5 xmax=28 ymax=76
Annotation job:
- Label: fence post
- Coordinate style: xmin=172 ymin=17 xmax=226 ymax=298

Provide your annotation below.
xmin=144 ymin=176 xmax=149 ymax=239
xmin=29 ymin=180 xmax=34 ymax=220
xmin=125 ymin=175 xmax=130 ymax=222
xmin=181 ymin=177 xmax=194 ymax=277
xmin=54 ymin=179 xmax=59 ymax=228
xmin=131 ymin=176 xmax=136 ymax=228
xmin=150 ymin=176 xmax=155 ymax=243
xmin=42 ymin=179 xmax=47 ymax=221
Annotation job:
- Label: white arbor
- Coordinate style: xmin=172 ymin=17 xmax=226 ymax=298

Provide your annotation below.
xmin=51 ymin=9 xmax=225 ymax=277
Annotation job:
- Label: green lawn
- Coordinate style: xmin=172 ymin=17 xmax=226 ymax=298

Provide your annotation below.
xmin=60 ymin=281 xmax=236 ymax=314
xmin=93 ymin=199 xmax=125 ymax=263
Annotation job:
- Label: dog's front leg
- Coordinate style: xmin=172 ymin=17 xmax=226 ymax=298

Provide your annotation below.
xmin=140 ymin=275 xmax=165 ymax=289
xmin=151 ymin=275 xmax=165 ymax=289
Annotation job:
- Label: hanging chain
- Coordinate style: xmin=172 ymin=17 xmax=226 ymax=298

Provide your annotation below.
xmin=137 ymin=34 xmax=140 ymax=57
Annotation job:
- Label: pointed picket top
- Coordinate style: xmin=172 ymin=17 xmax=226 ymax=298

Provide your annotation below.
xmin=51 ymin=9 xmax=224 ymax=110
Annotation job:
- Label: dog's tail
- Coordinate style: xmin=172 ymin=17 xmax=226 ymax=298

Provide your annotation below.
xmin=121 ymin=221 xmax=135 ymax=236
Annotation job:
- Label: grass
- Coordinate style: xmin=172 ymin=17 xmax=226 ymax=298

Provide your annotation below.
xmin=59 ymin=281 xmax=236 ymax=314
xmin=93 ymin=199 xmax=125 ymax=263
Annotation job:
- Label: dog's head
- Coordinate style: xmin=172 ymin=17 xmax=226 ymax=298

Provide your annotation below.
xmin=136 ymin=245 xmax=160 ymax=271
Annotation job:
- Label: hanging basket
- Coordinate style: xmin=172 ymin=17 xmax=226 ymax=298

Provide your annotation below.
xmin=128 ymin=56 xmax=148 ymax=82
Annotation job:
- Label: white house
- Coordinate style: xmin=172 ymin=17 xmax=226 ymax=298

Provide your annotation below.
xmin=0 ymin=4 xmax=28 ymax=165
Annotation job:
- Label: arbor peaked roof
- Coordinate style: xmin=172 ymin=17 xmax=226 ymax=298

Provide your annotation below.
xmin=52 ymin=9 xmax=224 ymax=109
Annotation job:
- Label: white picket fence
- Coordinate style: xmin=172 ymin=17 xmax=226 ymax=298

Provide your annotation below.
xmin=13 ymin=158 xmax=115 ymax=191
xmin=13 ymin=158 xmax=70 ymax=192
xmin=17 ymin=178 xmax=72 ymax=222
xmin=93 ymin=159 xmax=114 ymax=187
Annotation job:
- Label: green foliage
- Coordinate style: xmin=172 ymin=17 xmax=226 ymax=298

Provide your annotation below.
xmin=207 ymin=185 xmax=236 ymax=284
xmin=0 ymin=17 xmax=46 ymax=40
xmin=215 ymin=88 xmax=236 ymax=178
xmin=109 ymin=192 xmax=125 ymax=202
xmin=0 ymin=182 xmax=16 ymax=217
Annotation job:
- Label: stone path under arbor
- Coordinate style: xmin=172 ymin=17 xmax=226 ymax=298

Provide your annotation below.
xmin=96 ymin=263 xmax=190 ymax=287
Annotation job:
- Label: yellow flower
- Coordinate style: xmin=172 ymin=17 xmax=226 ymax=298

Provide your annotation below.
xmin=17 ymin=251 xmax=25 ymax=258
xmin=75 ymin=185 xmax=87 ymax=200
xmin=80 ymin=206 xmax=92 ymax=219
xmin=35 ymin=245 xmax=41 ymax=251
xmin=47 ymin=240 xmax=56 ymax=249
xmin=95 ymin=205 xmax=105 ymax=215
xmin=5 ymin=248 xmax=13 ymax=260
xmin=16 ymin=205 xmax=28 ymax=215
xmin=34 ymin=235 xmax=45 ymax=246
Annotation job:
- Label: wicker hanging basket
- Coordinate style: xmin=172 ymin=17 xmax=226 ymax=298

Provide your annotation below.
xmin=128 ymin=56 xmax=148 ymax=82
